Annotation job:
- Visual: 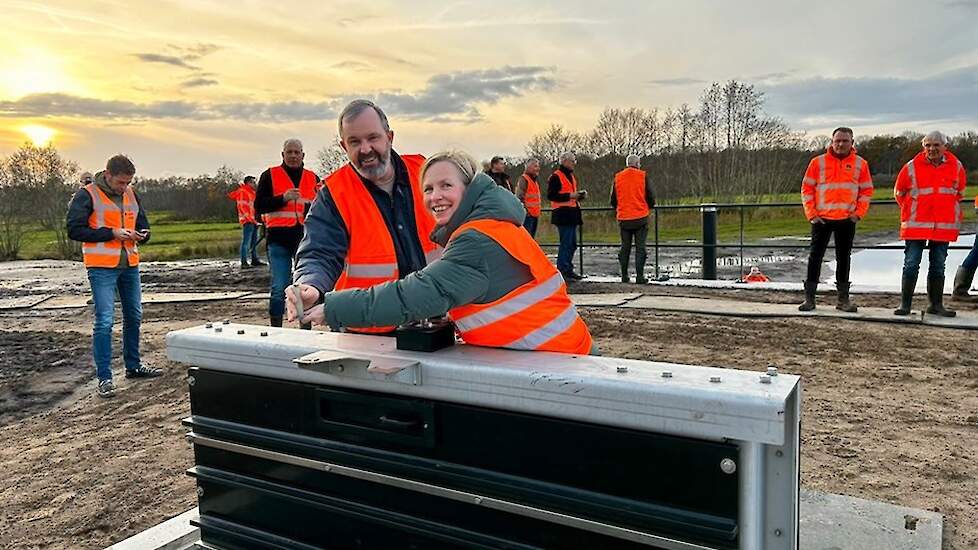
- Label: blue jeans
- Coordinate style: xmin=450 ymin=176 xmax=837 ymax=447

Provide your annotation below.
xmin=88 ymin=266 xmax=142 ymax=381
xmin=523 ymin=215 xmax=538 ymax=238
xmin=902 ymin=240 xmax=949 ymax=280
xmin=962 ymin=235 xmax=978 ymax=270
xmin=267 ymin=242 xmax=294 ymax=317
xmin=556 ymin=224 xmax=578 ymax=274
xmin=240 ymin=223 xmax=260 ymax=263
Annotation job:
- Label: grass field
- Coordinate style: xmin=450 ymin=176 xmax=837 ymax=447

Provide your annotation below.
xmin=12 ymin=185 xmax=978 ymax=261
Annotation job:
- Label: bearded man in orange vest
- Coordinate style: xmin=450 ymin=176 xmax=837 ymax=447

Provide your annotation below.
xmin=288 ymin=99 xmax=441 ymax=333
xmin=67 ymin=154 xmax=162 ymax=399
xmin=254 ymin=138 xmax=320 ymax=326
xmin=515 ymin=158 xmax=542 ymax=237
xmin=610 ymin=154 xmax=656 ymax=283
xmin=893 ymin=131 xmax=967 ymax=317
xmin=798 ymin=127 xmax=873 ymax=312
xmin=547 ymin=151 xmax=587 ymax=280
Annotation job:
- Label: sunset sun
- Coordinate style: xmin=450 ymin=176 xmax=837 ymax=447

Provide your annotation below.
xmin=21 ymin=124 xmax=56 ymax=146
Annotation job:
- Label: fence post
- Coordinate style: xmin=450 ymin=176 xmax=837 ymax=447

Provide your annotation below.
xmin=654 ymin=207 xmax=660 ymax=280
xmin=577 ymin=223 xmax=584 ymax=276
xmin=701 ymin=203 xmax=717 ymax=280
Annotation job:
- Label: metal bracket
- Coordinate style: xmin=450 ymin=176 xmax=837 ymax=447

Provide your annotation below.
xmin=293 ymin=350 xmax=422 ymax=385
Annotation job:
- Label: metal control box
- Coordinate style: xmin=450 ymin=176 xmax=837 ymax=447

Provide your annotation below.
xmin=167 ymin=323 xmax=800 ymax=550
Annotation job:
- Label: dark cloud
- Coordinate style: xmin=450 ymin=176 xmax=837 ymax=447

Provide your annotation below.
xmin=181 ymin=78 xmax=219 ymax=88
xmin=645 ymin=77 xmax=705 ymax=86
xmin=0 ymin=65 xmax=557 ymax=123
xmin=133 ymin=53 xmax=200 ymax=70
xmin=761 ymin=66 xmax=978 ymax=127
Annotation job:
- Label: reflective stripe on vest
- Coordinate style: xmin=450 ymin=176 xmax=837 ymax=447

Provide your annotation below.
xmin=82 ymin=183 xmax=139 ymax=268
xmin=447 ymin=219 xmax=592 ymax=355
xmin=613 ymin=167 xmax=650 ymax=221
xmin=328 ymin=154 xmax=441 ymax=334
xmin=265 ymin=166 xmax=317 ymax=228
xmin=521 ymin=174 xmax=541 ymax=217
xmin=549 ymin=170 xmax=578 ymax=209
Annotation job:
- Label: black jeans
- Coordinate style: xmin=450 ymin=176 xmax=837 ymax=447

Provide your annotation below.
xmin=619 ymin=222 xmax=649 ymax=277
xmin=806 ymin=218 xmax=856 ymax=284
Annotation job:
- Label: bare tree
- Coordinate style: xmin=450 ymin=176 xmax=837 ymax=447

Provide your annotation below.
xmin=1 ymin=143 xmax=79 ymax=259
xmin=315 ymin=136 xmax=348 ymax=178
xmin=525 ymin=124 xmax=585 ymax=165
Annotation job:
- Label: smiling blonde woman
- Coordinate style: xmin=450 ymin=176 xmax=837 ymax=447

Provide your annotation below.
xmin=296 ymin=150 xmax=596 ymax=355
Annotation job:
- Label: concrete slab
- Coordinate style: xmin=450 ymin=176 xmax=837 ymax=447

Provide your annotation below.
xmin=570 ymin=292 xmax=642 ymax=306
xmin=141 ymin=291 xmax=251 ymax=304
xmin=800 ymin=489 xmax=942 ymax=550
xmin=239 ymin=291 xmax=270 ymax=300
xmin=0 ymin=294 xmax=53 ymax=310
xmin=583 ymin=275 xmax=929 ymax=295
xmin=105 ymin=507 xmax=199 ymax=550
xmin=623 ymin=295 xmax=921 ymax=324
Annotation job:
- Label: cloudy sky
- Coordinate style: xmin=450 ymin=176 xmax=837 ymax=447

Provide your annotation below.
xmin=2 ymin=0 xmax=977 ymax=177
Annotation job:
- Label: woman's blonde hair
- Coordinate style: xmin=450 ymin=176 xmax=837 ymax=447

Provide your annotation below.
xmin=420 ymin=150 xmax=480 ymax=186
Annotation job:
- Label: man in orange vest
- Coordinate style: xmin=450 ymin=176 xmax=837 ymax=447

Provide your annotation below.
xmin=547 ymin=151 xmax=587 ymax=280
xmin=515 ymin=158 xmax=542 ymax=237
xmin=66 ymin=154 xmax=162 ymax=399
xmin=288 ymin=99 xmax=441 ymax=333
xmin=951 ymin=195 xmax=978 ymax=302
xmin=798 ymin=127 xmax=873 ymax=312
xmin=226 ymin=175 xmax=265 ymax=269
xmin=894 ymin=131 xmax=967 ymax=317
xmin=254 ymin=138 xmax=320 ymax=326
xmin=610 ymin=154 xmax=655 ymax=283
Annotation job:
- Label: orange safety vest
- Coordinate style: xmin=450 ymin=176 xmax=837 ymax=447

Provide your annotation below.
xmin=447 ymin=220 xmax=592 ymax=354
xmin=264 ymin=166 xmax=318 ymax=228
xmin=613 ymin=167 xmax=650 ymax=221
xmin=521 ymin=174 xmax=541 ymax=217
xmin=743 ymin=273 xmax=770 ymax=283
xmin=801 ymin=148 xmax=873 ymax=221
xmin=328 ymin=154 xmax=442 ymax=333
xmin=549 ymin=170 xmax=578 ymax=209
xmin=227 ymin=183 xmax=257 ymax=225
xmin=82 ymin=183 xmax=140 ymax=268
xmin=895 ymin=151 xmax=967 ymax=242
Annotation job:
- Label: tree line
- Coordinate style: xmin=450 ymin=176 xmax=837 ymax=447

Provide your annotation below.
xmin=1 ymin=78 xmax=976 ymax=260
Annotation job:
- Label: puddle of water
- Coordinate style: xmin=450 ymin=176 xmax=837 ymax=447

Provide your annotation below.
xmin=830 ymin=233 xmax=976 ymax=292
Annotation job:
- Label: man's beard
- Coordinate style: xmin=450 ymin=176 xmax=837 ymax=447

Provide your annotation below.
xmin=355 ymin=148 xmax=392 ymax=181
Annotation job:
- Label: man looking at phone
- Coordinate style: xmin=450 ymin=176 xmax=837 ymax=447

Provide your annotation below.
xmin=548 ymin=151 xmax=587 ymax=280
xmin=67 ymin=154 xmax=162 ymax=399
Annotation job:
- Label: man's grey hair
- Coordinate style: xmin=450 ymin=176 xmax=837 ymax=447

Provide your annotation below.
xmin=338 ymin=99 xmax=391 ymax=136
xmin=524 ymin=158 xmax=540 ymax=169
xmin=922 ymin=131 xmax=948 ymax=145
xmin=626 ymin=154 xmax=640 ymax=168
xmin=559 ymin=151 xmax=576 ymax=162
xmin=283 ymin=138 xmax=303 ymax=151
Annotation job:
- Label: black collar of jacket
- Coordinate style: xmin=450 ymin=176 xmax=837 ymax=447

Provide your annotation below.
xmin=559 ymin=165 xmax=574 ymax=176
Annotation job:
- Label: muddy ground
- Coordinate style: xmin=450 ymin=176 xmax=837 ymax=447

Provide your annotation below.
xmin=0 ymin=260 xmax=976 ymax=549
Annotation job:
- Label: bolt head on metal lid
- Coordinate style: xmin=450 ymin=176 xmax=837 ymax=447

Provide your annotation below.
xmin=720 ymin=458 xmax=737 ymax=474
xmin=710 ymin=376 xmax=721 ymax=383
xmin=214 ymin=327 xmax=222 ymax=332
xmin=222 ymin=319 xmax=230 ymax=325
xmin=260 ymin=331 xmax=268 ymax=337
xmin=237 ymin=329 xmax=245 ymax=335
xmin=205 ymin=323 xmax=213 ymax=328
xmin=759 ymin=375 xmax=772 ymax=384
xmin=616 ymin=366 xmax=628 ymax=373
xmin=766 ymin=366 xmax=778 ymax=376
xmin=661 ymin=371 xmax=673 ymax=378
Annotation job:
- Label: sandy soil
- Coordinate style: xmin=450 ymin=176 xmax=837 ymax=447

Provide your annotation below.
xmin=0 ymin=261 xmax=976 ymax=549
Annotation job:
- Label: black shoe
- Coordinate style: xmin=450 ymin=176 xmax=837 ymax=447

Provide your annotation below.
xmin=241 ymin=261 xmax=252 ymax=269
xmin=251 ymin=258 xmax=266 ymax=267
xmin=568 ymin=271 xmax=585 ymax=281
xmin=621 ymin=275 xmax=631 ymax=283
xmin=635 ymin=277 xmax=648 ymax=284
xmin=125 ymin=365 xmax=163 ymax=379
xmin=270 ymin=315 xmax=283 ymax=327
xmin=798 ymin=281 xmax=817 ymax=311
xmin=925 ymin=276 xmax=956 ymax=317
xmin=894 ymin=273 xmax=917 ymax=315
